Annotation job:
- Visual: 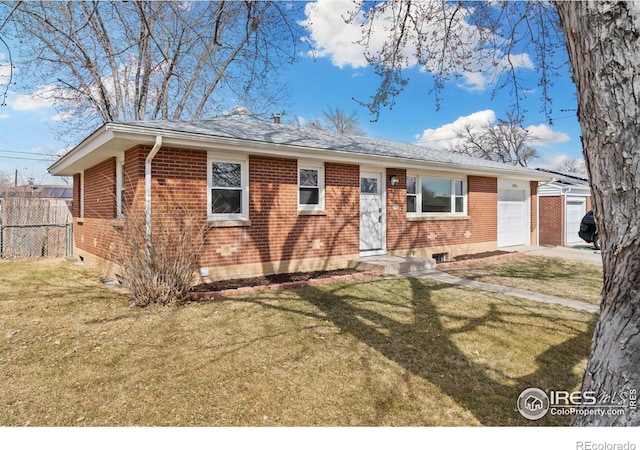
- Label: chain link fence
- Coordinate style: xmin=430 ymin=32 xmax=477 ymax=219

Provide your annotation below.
xmin=0 ymin=198 xmax=72 ymax=258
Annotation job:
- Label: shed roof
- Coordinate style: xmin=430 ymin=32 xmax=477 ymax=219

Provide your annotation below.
xmin=0 ymin=184 xmax=73 ymax=199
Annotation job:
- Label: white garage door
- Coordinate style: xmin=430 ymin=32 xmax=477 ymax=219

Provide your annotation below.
xmin=498 ymin=189 xmax=526 ymax=247
xmin=565 ymin=198 xmax=586 ymax=245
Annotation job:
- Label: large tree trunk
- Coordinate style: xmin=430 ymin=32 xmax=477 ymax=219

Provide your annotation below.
xmin=555 ymin=1 xmax=640 ymax=426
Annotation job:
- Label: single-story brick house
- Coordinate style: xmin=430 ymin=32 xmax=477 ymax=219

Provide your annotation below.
xmin=536 ymin=169 xmax=591 ymax=246
xmin=48 ymin=118 xmax=553 ymax=281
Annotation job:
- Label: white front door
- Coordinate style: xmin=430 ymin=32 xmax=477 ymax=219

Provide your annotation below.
xmin=360 ymin=171 xmax=385 ymax=255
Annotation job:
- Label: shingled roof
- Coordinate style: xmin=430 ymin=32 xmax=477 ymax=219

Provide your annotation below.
xmin=113 ymin=117 xmax=543 ymax=173
xmin=49 ymin=117 xmax=553 ymax=180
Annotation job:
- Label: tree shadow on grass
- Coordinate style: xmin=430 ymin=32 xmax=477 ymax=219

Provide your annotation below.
xmin=289 ymin=276 xmax=597 ymax=426
xmin=444 ymin=256 xmax=599 ymax=284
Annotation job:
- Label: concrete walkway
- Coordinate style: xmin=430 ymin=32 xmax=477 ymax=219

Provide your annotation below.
xmin=501 ymin=244 xmax=603 ymax=265
xmin=356 ymin=245 xmax=602 ymax=314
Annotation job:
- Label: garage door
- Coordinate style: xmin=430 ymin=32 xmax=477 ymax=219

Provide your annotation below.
xmin=498 ymin=189 xmax=526 ymax=247
xmin=565 ymin=198 xmax=586 ymax=245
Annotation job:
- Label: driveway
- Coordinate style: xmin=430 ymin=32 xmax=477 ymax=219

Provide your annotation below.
xmin=503 ymin=245 xmax=603 ymax=265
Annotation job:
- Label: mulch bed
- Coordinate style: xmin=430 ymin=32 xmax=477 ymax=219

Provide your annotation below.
xmin=448 ymin=250 xmax=512 ymax=262
xmin=191 ymin=268 xmax=359 ymax=293
xmin=191 ymin=250 xmax=515 ymax=293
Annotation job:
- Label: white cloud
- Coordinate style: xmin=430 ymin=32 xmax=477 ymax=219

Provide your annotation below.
xmin=525 ymin=123 xmax=570 ymax=147
xmin=0 ymin=113 xmax=9 ymax=119
xmin=301 ymin=1 xmax=370 ymax=69
xmin=455 ymin=53 xmax=534 ymax=92
xmin=0 ymin=52 xmax=10 ymax=79
xmin=53 ymin=145 xmax=74 ymax=159
xmin=52 ymin=110 xmax=74 ymax=122
xmin=302 ymin=0 xmax=536 ymax=91
xmin=0 ymin=63 xmax=10 ymax=81
xmin=415 ymin=110 xmax=496 ymax=149
xmin=10 ymin=84 xmax=58 ymax=111
xmin=415 ymin=109 xmax=571 ymax=152
xmin=458 ymin=72 xmax=489 ymax=92
xmin=535 ymin=153 xmax=586 ymax=172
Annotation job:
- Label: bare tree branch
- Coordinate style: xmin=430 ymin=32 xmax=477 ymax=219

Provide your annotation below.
xmin=7 ymin=1 xmax=302 ymax=134
xmin=451 ymin=111 xmax=539 ymax=166
xmin=307 ymin=107 xmax=366 ymax=136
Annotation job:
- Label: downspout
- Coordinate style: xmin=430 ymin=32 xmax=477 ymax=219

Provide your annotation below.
xmin=145 ymin=136 xmax=163 ymax=240
xmin=536 ymin=177 xmax=557 ymax=246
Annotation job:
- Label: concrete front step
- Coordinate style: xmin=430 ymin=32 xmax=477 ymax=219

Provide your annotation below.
xmin=349 ymin=254 xmax=437 ymax=275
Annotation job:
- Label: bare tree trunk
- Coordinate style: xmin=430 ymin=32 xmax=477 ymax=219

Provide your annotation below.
xmin=556 ymin=1 xmax=640 ymax=426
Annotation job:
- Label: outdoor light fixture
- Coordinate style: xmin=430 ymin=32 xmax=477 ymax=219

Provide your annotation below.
xmin=389 ymin=174 xmax=400 ymax=186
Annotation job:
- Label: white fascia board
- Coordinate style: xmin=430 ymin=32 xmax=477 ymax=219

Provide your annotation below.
xmin=48 ymin=126 xmax=116 ymax=176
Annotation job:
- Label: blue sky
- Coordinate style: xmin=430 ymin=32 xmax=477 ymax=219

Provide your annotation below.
xmin=0 ymin=0 xmax=583 ymax=186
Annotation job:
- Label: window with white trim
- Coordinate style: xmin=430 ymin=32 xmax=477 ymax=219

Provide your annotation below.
xmin=407 ymin=174 xmax=466 ymax=216
xmin=406 ymin=176 xmax=417 ymax=213
xmin=79 ymin=171 xmax=85 ymax=220
xmin=208 ymin=154 xmax=249 ymax=220
xmin=116 ymin=155 xmax=125 ymax=217
xmin=298 ymin=161 xmax=325 ymax=211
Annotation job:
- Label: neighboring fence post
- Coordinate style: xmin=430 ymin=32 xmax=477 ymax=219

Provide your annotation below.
xmin=0 ymin=225 xmax=4 ymax=259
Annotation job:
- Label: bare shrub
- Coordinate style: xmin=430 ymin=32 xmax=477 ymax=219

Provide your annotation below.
xmin=118 ymin=205 xmax=207 ymax=307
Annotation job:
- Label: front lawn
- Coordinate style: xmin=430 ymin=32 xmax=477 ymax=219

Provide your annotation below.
xmin=0 ymin=258 xmax=596 ymax=426
xmin=441 ymin=255 xmax=603 ymax=305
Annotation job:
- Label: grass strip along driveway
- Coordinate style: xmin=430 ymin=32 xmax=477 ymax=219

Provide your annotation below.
xmin=1 ymin=258 xmax=596 ymax=426
xmin=441 ymin=255 xmax=603 ymax=305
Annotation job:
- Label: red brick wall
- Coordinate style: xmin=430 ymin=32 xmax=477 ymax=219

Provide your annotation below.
xmin=539 ymin=196 xmax=564 ymax=246
xmin=73 ymin=147 xmax=361 ymax=274
xmin=72 ymin=173 xmax=81 ymax=217
xmin=123 ymin=146 xmax=147 ymax=212
xmin=74 ymin=158 xmax=121 ymax=262
xmin=151 ymin=147 xmax=208 ymax=219
xmin=72 ymin=143 xmax=539 ymax=276
xmin=530 ymin=181 xmax=538 ymax=244
xmin=386 ymin=171 xmax=498 ymax=253
xmin=84 ymin=158 xmax=116 ymax=219
xmin=198 ymin=157 xmax=360 ymax=269
xmin=469 ymin=176 xmax=498 ymax=242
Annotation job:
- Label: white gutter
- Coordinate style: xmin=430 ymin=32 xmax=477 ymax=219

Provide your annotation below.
xmin=536 ymin=177 xmax=557 ymax=246
xmin=145 ymin=135 xmax=163 ymax=238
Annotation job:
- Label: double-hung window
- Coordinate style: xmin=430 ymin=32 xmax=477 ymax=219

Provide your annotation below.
xmin=115 ymin=155 xmax=125 ymax=218
xmin=298 ymin=161 xmax=325 ymax=212
xmin=407 ymin=176 xmax=417 ymax=213
xmin=208 ymin=153 xmax=249 ymax=221
xmin=407 ymin=174 xmax=466 ymax=216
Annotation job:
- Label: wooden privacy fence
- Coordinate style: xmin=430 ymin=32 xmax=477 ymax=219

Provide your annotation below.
xmin=0 ymin=198 xmax=72 ymax=258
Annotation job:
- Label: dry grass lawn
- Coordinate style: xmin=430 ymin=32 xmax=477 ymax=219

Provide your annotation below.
xmin=442 ymin=255 xmax=603 ymax=305
xmin=0 ymin=258 xmax=596 ymax=426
